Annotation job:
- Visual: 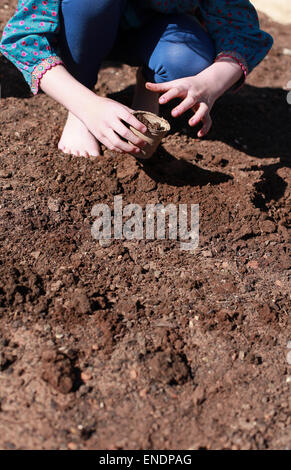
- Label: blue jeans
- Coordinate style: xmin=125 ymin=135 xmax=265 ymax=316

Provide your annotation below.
xmin=59 ymin=0 xmax=215 ymax=89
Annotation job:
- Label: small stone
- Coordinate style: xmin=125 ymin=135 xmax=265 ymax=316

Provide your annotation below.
xmin=129 ymin=369 xmax=138 ymax=380
xmin=286 ymin=376 xmax=291 ymax=383
xmin=55 ymin=333 xmax=64 ymax=339
xmin=48 ymin=198 xmax=61 ymax=212
xmin=81 ymin=371 xmax=92 ymax=383
xmin=56 ymin=173 xmax=65 ymax=183
xmin=99 ymin=239 xmax=112 ymax=248
xmin=202 ymin=250 xmax=213 ymax=258
xmin=31 ymin=251 xmax=41 ymax=260
xmin=238 ymin=351 xmax=245 ymax=361
xmin=282 ymin=48 xmax=291 ymax=56
xmin=43 ymin=324 xmax=51 ymax=333
xmin=50 ymin=280 xmax=63 ymax=292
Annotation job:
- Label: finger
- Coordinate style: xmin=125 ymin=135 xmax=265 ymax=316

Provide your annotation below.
xmin=113 ymin=121 xmax=146 ymax=148
xmin=99 ymin=136 xmax=123 ymax=153
xmin=145 ymin=81 xmax=173 ymax=93
xmin=159 ymin=87 xmax=184 ymax=105
xmin=119 ymin=110 xmax=147 ymax=134
xmin=197 ymin=113 xmax=212 ymax=137
xmin=105 ymin=129 xmax=142 ymax=155
xmin=171 ymin=95 xmax=197 ymax=117
xmin=188 ymin=102 xmax=209 ymax=127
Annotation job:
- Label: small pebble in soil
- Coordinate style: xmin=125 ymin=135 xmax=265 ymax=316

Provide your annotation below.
xmin=81 ymin=371 xmax=92 ymax=383
xmin=238 ymin=351 xmax=245 ymax=361
xmin=47 ymin=198 xmax=61 ymax=212
xmin=282 ymin=48 xmax=291 ymax=56
xmin=99 ymin=239 xmax=112 ymax=248
xmin=202 ymin=250 xmax=213 ymax=258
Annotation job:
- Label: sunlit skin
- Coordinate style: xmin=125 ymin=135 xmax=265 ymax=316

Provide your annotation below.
xmin=41 ymin=57 xmax=242 ymax=157
xmin=146 ymin=57 xmax=243 ymax=138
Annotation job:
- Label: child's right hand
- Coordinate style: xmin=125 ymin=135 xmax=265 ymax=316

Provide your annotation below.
xmin=40 ymin=65 xmax=147 ymax=155
xmin=83 ymin=96 xmax=148 ymax=154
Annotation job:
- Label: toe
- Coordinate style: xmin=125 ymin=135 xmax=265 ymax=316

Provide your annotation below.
xmin=89 ymin=149 xmax=100 ymax=157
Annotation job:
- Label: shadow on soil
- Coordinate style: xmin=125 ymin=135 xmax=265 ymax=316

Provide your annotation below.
xmin=1 ymin=55 xmax=290 ymax=199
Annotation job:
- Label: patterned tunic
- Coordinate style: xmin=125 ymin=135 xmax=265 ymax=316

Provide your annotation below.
xmin=0 ymin=0 xmax=273 ymax=95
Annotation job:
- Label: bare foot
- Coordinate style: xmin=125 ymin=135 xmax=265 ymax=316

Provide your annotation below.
xmin=132 ymin=67 xmax=160 ymax=115
xmin=58 ymin=112 xmax=101 ymax=157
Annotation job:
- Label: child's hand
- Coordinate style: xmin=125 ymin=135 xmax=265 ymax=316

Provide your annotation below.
xmin=146 ymin=76 xmax=214 ymax=138
xmin=146 ymin=59 xmax=243 ymax=137
xmin=40 ymin=65 xmax=148 ymax=155
xmin=83 ymin=96 xmax=147 ymax=154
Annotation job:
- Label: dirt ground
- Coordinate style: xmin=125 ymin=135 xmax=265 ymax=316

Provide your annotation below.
xmin=0 ymin=1 xmax=290 ymax=450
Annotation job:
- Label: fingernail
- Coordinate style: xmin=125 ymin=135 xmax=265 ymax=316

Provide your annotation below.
xmin=160 ymin=97 xmax=165 ymax=103
xmin=172 ymin=110 xmax=178 ymax=117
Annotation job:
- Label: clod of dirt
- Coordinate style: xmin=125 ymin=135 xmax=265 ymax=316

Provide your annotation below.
xmin=70 ymin=289 xmax=91 ymax=315
xmin=116 ymin=157 xmax=139 ymax=181
xmin=146 ymin=350 xmax=191 ymax=385
xmin=259 ymin=219 xmax=277 ymax=233
xmin=0 ymin=338 xmax=19 ymax=371
xmin=41 ymin=349 xmax=79 ymax=394
xmin=0 ymin=170 xmax=12 ymax=178
xmin=192 ymin=385 xmax=206 ymax=406
xmin=0 ymin=350 xmax=17 ymax=371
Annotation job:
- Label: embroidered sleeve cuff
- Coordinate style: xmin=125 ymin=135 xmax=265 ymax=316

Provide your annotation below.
xmin=215 ymin=51 xmax=248 ymax=92
xmin=31 ymin=56 xmax=64 ymax=95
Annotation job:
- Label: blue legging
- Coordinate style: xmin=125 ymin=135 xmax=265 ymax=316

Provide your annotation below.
xmin=59 ymin=0 xmax=215 ymax=90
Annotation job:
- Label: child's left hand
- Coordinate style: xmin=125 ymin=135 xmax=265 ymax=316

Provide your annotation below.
xmin=146 ymin=75 xmax=215 ymax=138
xmin=146 ymin=59 xmax=243 ymax=137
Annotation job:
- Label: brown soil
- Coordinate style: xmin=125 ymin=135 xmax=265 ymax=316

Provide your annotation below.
xmin=0 ymin=2 xmax=290 ymax=450
xmin=134 ymin=112 xmax=165 ymax=133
